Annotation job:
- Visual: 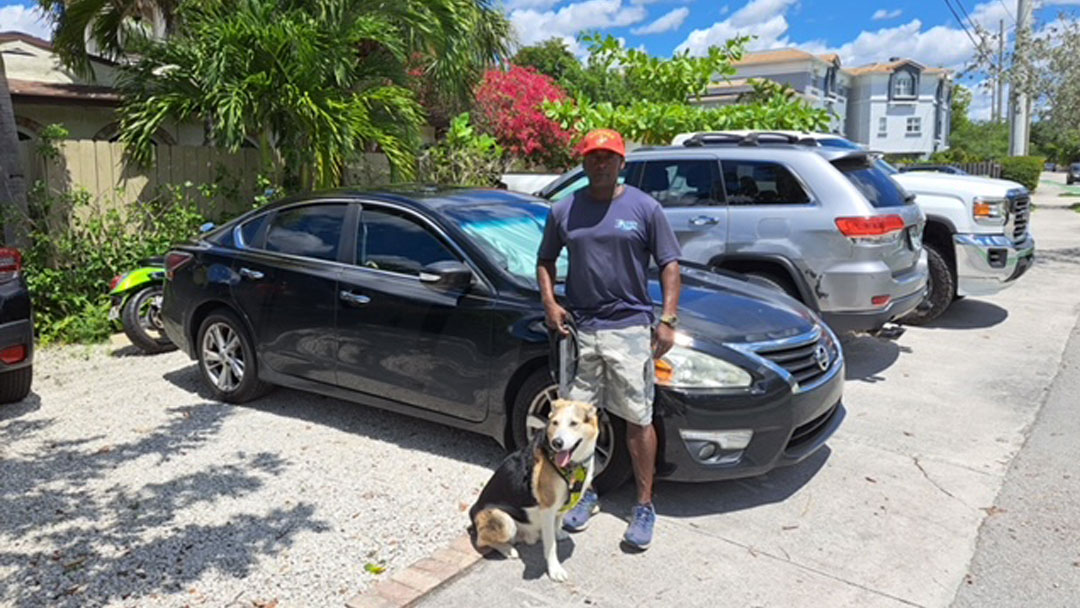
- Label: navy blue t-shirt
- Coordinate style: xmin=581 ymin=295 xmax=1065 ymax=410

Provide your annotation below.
xmin=538 ymin=185 xmax=681 ymax=330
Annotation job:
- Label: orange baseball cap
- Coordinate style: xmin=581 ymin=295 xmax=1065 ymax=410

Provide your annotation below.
xmin=581 ymin=128 xmax=626 ymax=157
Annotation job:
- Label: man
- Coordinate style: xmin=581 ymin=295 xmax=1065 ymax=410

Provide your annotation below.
xmin=537 ymin=128 xmax=681 ymax=550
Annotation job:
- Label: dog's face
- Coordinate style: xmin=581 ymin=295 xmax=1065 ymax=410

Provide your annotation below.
xmin=546 ymin=399 xmax=599 ymax=468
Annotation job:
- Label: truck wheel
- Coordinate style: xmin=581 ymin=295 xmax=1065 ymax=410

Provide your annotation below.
xmin=900 ymin=245 xmax=954 ymax=326
xmin=510 ymin=368 xmax=633 ymax=495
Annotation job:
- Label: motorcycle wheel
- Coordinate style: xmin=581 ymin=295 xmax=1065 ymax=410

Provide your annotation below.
xmin=122 ymin=285 xmax=176 ymax=354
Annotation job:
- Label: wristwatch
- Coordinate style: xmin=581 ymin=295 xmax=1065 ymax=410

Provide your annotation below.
xmin=659 ymin=314 xmax=679 ymax=328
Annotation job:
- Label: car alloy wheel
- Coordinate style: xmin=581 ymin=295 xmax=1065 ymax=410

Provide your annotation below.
xmin=201 ymin=321 xmax=246 ymax=392
xmin=524 ymin=383 xmax=616 ymax=477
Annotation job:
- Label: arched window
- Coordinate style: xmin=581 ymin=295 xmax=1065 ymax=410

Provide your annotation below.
xmin=893 ymin=72 xmax=915 ymax=98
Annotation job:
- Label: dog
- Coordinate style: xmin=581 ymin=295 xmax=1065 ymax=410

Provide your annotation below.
xmin=469 ymin=399 xmax=599 ymax=582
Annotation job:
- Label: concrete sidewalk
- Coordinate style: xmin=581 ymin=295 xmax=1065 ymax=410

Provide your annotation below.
xmin=399 ymin=177 xmax=1080 ymax=608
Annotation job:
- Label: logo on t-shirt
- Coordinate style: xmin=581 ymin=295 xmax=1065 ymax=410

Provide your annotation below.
xmin=615 ymin=219 xmax=639 ymax=232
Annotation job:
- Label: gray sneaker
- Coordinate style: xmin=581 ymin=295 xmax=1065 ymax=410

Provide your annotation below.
xmin=623 ymin=503 xmax=655 ymax=550
xmin=562 ymin=489 xmax=599 ymax=532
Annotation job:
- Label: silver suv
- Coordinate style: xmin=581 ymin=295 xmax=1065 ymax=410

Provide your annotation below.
xmin=539 ymin=132 xmax=929 ymax=333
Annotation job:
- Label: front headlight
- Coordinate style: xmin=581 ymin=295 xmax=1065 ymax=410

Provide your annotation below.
xmin=655 ymin=344 xmax=752 ymax=389
xmin=972 ymin=197 xmax=1009 ymax=225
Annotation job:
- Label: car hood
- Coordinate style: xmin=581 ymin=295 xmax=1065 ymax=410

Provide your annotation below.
xmin=892 ymin=172 xmax=1026 ymax=198
xmin=647 ymin=265 xmax=819 ymax=346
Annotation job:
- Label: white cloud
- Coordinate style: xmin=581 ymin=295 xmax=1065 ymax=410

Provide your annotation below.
xmin=631 ymin=7 xmax=690 ymax=35
xmin=0 ymin=4 xmax=52 ymax=40
xmin=509 ymin=0 xmax=648 ymax=54
xmin=676 ymin=0 xmax=810 ymax=55
xmin=630 ymin=0 xmax=664 ymax=4
xmin=872 ymin=9 xmax=902 ymax=21
xmin=830 ymin=20 xmax=977 ymax=70
xmin=966 ymin=79 xmax=999 ymax=121
xmin=504 ymin=0 xmax=563 ymax=9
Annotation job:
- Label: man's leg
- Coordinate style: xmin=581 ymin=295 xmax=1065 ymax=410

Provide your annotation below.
xmin=626 ymin=421 xmax=657 ymax=505
xmin=563 ymin=329 xmax=604 ymax=532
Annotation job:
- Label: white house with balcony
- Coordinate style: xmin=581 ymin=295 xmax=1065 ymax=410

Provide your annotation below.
xmin=693 ymin=48 xmax=851 ymax=135
xmin=844 ymin=58 xmax=952 ymax=159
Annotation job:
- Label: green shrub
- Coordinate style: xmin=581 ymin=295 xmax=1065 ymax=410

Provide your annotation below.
xmin=18 ymin=182 xmax=213 ymax=345
xmin=999 ymin=156 xmax=1045 ymax=191
xmin=419 ymin=113 xmax=507 ymax=187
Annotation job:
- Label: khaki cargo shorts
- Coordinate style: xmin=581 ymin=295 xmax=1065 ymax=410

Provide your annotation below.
xmin=563 ymin=325 xmax=655 ymax=426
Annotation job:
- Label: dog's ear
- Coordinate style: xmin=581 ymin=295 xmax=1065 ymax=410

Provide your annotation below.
xmin=582 ymin=403 xmax=598 ymax=424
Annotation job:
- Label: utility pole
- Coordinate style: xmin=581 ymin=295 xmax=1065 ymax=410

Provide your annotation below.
xmin=995 ymin=19 xmax=1004 ymax=123
xmin=1009 ymin=0 xmax=1033 ymax=156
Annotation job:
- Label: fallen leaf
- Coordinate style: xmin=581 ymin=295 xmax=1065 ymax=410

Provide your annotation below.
xmin=458 ymin=502 xmax=469 ymax=512
xmin=781 ymin=525 xmax=799 ymax=531
xmin=95 ymin=446 xmax=113 ymax=454
xmin=251 ymin=600 xmax=278 ymax=608
xmin=981 ymin=506 xmax=1007 ymax=517
xmin=364 ymin=563 xmax=386 ymax=574
xmin=865 ymin=476 xmax=877 ymax=483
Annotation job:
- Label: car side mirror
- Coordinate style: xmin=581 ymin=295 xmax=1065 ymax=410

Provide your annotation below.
xmin=419 ymin=260 xmax=474 ymax=292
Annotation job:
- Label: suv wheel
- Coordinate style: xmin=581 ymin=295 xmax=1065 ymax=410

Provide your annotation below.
xmin=899 ymin=245 xmax=954 ymax=326
xmin=510 ymin=368 xmax=632 ymax=495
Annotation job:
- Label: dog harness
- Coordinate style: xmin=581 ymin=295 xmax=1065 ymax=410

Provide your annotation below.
xmin=544 ymin=448 xmax=589 ymax=514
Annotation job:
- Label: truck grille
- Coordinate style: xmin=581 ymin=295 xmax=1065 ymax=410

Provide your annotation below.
xmin=1010 ymin=194 xmax=1030 ymax=241
xmin=751 ymin=327 xmax=838 ymax=390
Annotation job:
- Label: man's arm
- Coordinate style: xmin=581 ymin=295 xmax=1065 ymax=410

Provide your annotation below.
xmin=654 ymin=261 xmax=681 ymax=358
xmin=537 ymin=260 xmax=569 ymax=335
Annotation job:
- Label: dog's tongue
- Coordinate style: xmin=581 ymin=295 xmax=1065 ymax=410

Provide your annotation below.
xmin=556 ymin=450 xmax=572 ymax=468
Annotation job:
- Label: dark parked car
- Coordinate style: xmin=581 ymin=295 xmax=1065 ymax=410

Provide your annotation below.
xmin=1067 ymin=163 xmax=1080 ymax=185
xmin=899 ymin=164 xmax=969 ymax=176
xmin=161 ymin=188 xmax=845 ymax=490
xmin=0 ymin=247 xmax=33 ymax=403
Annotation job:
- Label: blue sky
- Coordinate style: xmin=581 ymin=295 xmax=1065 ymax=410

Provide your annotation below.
xmin=3 ymin=0 xmax=1079 ymax=119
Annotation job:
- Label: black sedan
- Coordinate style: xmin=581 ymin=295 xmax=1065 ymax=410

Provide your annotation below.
xmin=161 ymin=188 xmax=845 ymax=491
xmin=0 ymin=247 xmax=33 ymax=403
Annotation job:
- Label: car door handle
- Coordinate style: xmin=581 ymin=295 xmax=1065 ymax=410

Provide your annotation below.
xmin=690 ymin=215 xmax=721 ymax=226
xmin=339 ymin=290 xmax=371 ymax=306
xmin=239 ymin=267 xmax=264 ymax=280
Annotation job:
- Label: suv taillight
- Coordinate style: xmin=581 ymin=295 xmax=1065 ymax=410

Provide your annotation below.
xmin=835 ymin=215 xmax=905 ymax=238
xmin=0 ymin=248 xmax=22 ymax=282
xmin=164 ymin=251 xmax=194 ymax=280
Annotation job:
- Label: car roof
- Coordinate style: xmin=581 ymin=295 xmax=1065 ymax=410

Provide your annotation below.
xmin=256 ymin=185 xmax=542 ymax=214
xmin=629 ymin=138 xmax=868 ymax=164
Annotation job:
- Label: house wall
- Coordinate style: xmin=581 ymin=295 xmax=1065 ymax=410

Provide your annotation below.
xmin=1 ymin=39 xmax=119 ymax=85
xmin=847 ymin=72 xmax=951 ymax=158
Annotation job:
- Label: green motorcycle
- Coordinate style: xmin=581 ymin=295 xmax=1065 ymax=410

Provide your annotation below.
xmin=108 ymin=257 xmax=175 ymax=354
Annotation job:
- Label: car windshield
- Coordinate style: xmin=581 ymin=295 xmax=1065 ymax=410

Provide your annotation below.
xmin=445 ymin=202 xmax=568 ymax=284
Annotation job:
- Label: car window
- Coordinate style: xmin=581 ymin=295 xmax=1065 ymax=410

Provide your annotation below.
xmin=839 ymin=165 xmax=911 ymax=208
xmin=721 ymin=160 xmax=811 ymax=205
xmin=359 ymin=207 xmax=458 ymax=276
xmin=637 ymin=160 xmax=721 ymax=207
xmin=239 ymin=213 xmax=269 ymax=247
xmin=264 ymin=203 xmax=346 ymax=261
xmin=547 ymin=163 xmax=637 ymax=200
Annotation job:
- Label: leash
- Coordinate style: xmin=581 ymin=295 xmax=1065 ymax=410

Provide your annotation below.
xmin=548 ymin=317 xmax=579 ymax=395
xmin=541 ymin=443 xmax=589 ymax=514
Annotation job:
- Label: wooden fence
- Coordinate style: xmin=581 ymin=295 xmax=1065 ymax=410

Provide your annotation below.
xmin=17 ymin=140 xmax=394 ymax=220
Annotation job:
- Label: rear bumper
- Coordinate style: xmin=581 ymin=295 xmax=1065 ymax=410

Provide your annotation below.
xmin=817 ymin=248 xmax=929 ymax=332
xmin=0 ymin=318 xmax=34 ymax=372
xmin=954 ymin=233 xmax=1035 ymax=297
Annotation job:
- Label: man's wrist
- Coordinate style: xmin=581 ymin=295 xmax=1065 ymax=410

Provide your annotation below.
xmin=659 ymin=313 xmax=678 ymax=328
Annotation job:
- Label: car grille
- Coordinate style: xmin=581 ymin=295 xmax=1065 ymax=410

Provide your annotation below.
xmin=750 ymin=327 xmax=838 ymax=390
xmin=1010 ymin=194 xmax=1030 ymax=241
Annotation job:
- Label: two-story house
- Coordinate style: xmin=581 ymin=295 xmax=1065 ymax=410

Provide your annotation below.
xmin=844 ymin=58 xmax=952 ymax=159
xmin=693 ymin=48 xmax=851 ymax=135
xmin=693 ymin=48 xmax=952 ymax=159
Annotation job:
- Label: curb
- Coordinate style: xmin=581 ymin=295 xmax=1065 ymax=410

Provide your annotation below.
xmin=345 ymin=534 xmax=488 ymax=608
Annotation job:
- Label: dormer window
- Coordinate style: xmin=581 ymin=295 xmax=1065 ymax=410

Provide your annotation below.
xmin=893 ymin=71 xmax=916 ymax=98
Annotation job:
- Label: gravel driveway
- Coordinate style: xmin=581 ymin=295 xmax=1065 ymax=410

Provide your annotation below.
xmin=0 ymin=345 xmax=504 ymax=607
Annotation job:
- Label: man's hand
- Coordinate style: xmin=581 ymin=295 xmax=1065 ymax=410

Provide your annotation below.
xmin=653 ymin=322 xmax=675 ymax=359
xmin=545 ymin=303 xmax=571 ymax=336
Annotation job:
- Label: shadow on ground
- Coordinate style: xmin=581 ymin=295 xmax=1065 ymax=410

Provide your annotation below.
xmin=842 ymin=335 xmax=909 ymax=383
xmin=477 ymin=538 xmax=578 ymax=581
xmin=0 ymin=399 xmax=330 ymax=608
xmin=162 ymin=364 xmax=505 ymax=471
xmin=923 ymin=299 xmax=1009 ymax=330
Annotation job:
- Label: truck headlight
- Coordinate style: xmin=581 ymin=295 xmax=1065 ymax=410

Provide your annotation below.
xmin=973 ymin=197 xmax=1009 ymax=225
xmin=655 ymin=344 xmax=752 ymax=389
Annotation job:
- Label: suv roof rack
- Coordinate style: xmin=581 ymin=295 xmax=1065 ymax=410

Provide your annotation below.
xmin=682 ymin=131 xmax=822 ymax=148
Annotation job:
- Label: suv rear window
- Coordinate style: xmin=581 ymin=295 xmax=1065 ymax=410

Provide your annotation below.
xmin=721 ymin=160 xmax=810 ymax=205
xmin=839 ymin=165 xmax=911 ymax=208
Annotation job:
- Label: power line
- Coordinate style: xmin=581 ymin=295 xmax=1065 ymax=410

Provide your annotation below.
xmin=997 ymin=0 xmax=1016 ymax=25
xmin=943 ymin=0 xmax=990 ymax=64
xmin=954 ymin=0 xmax=981 ymax=34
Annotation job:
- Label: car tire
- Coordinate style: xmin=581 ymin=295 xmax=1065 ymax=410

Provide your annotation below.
xmin=743 ymin=271 xmax=801 ymax=301
xmin=0 ymin=365 xmax=32 ymax=404
xmin=510 ymin=368 xmax=633 ymax=495
xmin=899 ymin=245 xmax=954 ymax=326
xmin=122 ymin=285 xmax=176 ymax=354
xmin=196 ymin=310 xmax=272 ymax=403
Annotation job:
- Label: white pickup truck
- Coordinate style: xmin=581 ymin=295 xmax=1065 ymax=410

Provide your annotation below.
xmin=678 ymin=132 xmax=1035 ymax=324
xmin=884 ymin=168 xmax=1034 ymax=323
